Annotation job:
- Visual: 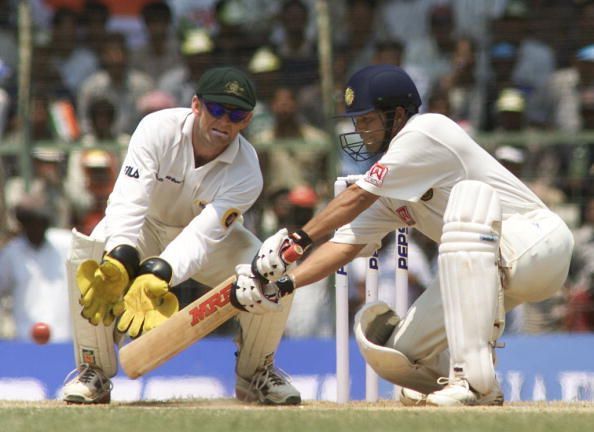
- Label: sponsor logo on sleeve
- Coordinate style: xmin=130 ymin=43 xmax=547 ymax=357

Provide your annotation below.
xmin=421 ymin=188 xmax=434 ymax=201
xmin=364 ymin=163 xmax=389 ymax=187
xmin=396 ymin=206 xmax=415 ymax=226
xmin=221 ymin=208 xmax=240 ymax=228
xmin=124 ymin=165 xmax=140 ymax=179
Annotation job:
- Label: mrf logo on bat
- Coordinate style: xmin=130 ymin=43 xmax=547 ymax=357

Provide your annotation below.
xmin=364 ymin=163 xmax=388 ymax=187
xmin=188 ymin=283 xmax=233 ymax=325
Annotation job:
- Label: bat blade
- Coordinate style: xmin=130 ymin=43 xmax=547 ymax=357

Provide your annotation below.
xmin=119 ymin=275 xmax=238 ymax=379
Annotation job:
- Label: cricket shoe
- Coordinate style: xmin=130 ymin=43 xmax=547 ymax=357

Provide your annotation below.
xmin=399 ymin=387 xmax=428 ymax=406
xmin=426 ymin=377 xmax=504 ymax=407
xmin=236 ymin=365 xmax=301 ymax=405
xmin=62 ymin=363 xmax=112 ymax=404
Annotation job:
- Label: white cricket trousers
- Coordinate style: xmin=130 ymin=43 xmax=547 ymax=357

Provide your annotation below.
xmin=388 ymin=208 xmax=573 ymax=366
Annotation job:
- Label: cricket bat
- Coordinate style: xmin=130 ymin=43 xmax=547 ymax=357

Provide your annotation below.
xmin=119 ymin=245 xmax=303 ymax=379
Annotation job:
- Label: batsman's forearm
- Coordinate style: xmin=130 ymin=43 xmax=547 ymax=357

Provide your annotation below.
xmin=302 ymin=185 xmax=378 ymax=241
xmin=290 ymin=241 xmax=365 ymax=288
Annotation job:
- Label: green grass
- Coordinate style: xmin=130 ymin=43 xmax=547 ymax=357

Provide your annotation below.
xmin=2 ymin=400 xmax=594 ymax=432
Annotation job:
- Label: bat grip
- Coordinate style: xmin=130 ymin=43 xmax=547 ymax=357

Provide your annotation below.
xmin=281 ymin=243 xmax=303 ymax=263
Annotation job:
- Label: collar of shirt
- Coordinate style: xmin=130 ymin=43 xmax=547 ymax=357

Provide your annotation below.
xmin=182 ymin=112 xmax=241 ymax=165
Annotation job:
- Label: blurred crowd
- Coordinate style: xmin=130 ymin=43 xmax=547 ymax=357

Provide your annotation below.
xmin=2 ymin=0 xmax=594 ymax=341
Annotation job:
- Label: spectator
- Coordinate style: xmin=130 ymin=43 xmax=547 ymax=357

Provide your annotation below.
xmin=66 ymin=96 xmax=125 ymax=231
xmin=42 ymin=7 xmax=99 ymax=98
xmin=132 ymin=1 xmax=181 ymax=83
xmin=5 ymin=147 xmax=72 ymax=230
xmin=243 ymin=45 xmax=283 ymax=140
xmin=343 ymin=0 xmax=381 ymax=77
xmin=159 ymin=28 xmax=214 ymax=106
xmin=0 ymin=0 xmax=17 ymax=138
xmin=0 ymin=193 xmax=72 ymax=342
xmin=404 ymin=3 xmax=457 ymax=89
xmin=494 ymin=88 xmax=526 ymax=131
xmin=426 ymin=87 xmax=451 ymax=116
xmin=491 ymin=1 xmax=556 ymax=94
xmin=259 ymin=186 xmax=291 ymax=239
xmin=565 ymin=194 xmax=594 ymax=331
xmin=284 ymin=185 xmax=333 ymax=338
xmin=272 ymin=0 xmax=318 ymax=89
xmin=484 ymin=42 xmax=525 ymax=130
xmin=371 ymin=39 xmax=431 ymax=107
xmin=249 ymin=85 xmax=330 ymax=198
xmin=76 ymin=149 xmax=119 ymax=235
xmin=437 ymin=35 xmax=486 ymax=133
xmin=77 ymin=32 xmax=154 ymax=135
xmin=79 ymin=0 xmax=110 ymax=55
xmin=271 ymin=0 xmax=315 ymax=60
xmin=211 ymin=0 xmax=264 ymax=67
xmin=377 ymin=0 xmax=436 ymax=46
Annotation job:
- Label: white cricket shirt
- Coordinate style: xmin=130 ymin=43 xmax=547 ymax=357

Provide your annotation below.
xmin=333 ymin=113 xmax=546 ymax=248
xmin=103 ymin=108 xmax=263 ymax=285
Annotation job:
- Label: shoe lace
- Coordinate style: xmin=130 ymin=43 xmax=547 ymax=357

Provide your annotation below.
xmin=436 ymin=376 xmax=469 ymax=389
xmin=250 ymin=365 xmax=290 ymax=391
xmin=63 ymin=363 xmax=113 ymax=390
xmin=79 ymin=365 xmax=99 ymax=384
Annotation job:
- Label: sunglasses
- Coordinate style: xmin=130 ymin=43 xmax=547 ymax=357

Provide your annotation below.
xmin=200 ymin=99 xmax=250 ymax=123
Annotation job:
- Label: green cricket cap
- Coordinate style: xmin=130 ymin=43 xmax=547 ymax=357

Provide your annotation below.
xmin=196 ymin=66 xmax=256 ymax=110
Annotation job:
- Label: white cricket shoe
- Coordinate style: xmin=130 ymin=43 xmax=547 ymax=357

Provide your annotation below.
xmin=426 ymin=378 xmax=504 ymax=407
xmin=236 ymin=365 xmax=301 ymax=405
xmin=399 ymin=387 xmax=427 ymax=406
xmin=62 ymin=363 xmax=112 ymax=404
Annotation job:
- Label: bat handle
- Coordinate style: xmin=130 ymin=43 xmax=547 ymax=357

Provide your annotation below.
xmin=281 ymin=243 xmax=303 ymax=263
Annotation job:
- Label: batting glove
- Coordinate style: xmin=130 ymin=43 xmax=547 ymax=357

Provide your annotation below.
xmin=252 ymin=228 xmax=312 ymax=281
xmin=230 ymin=264 xmax=295 ymax=314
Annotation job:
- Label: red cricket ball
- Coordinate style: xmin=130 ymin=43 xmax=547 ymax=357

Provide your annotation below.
xmin=31 ymin=322 xmax=51 ymax=344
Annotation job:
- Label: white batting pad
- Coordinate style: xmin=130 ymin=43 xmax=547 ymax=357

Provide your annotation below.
xmin=354 ymin=302 xmax=444 ymax=394
xmin=235 ymin=293 xmax=294 ymax=379
xmin=438 ymin=180 xmax=501 ymax=394
xmin=67 ymin=229 xmax=118 ymax=377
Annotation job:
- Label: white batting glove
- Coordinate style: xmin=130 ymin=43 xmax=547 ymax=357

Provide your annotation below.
xmin=253 ymin=228 xmax=292 ymax=282
xmin=230 ymin=264 xmax=283 ymax=314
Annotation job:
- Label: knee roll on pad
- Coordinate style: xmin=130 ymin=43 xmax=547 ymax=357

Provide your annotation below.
xmin=354 ymin=302 xmax=444 ymax=394
xmin=67 ymin=229 xmax=118 ymax=377
xmin=439 ymin=181 xmax=501 ymax=394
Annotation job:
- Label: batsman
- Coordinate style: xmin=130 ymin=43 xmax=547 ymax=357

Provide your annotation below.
xmin=231 ymin=64 xmax=574 ymax=406
xmin=63 ymin=66 xmax=301 ymax=405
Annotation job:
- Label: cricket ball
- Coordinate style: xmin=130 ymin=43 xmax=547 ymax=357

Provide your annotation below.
xmin=31 ymin=322 xmax=50 ymax=344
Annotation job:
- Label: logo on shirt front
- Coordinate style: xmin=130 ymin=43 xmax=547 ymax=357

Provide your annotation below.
xmin=364 ymin=163 xmax=389 ymax=187
xmin=124 ymin=165 xmax=139 ymax=179
xmin=396 ymin=206 xmax=415 ymax=226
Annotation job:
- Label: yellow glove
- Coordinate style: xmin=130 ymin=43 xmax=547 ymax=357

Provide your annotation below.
xmin=115 ymin=257 xmax=179 ymax=338
xmin=77 ymin=245 xmax=139 ymax=326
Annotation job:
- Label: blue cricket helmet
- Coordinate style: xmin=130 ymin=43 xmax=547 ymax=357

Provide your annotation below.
xmin=338 ymin=65 xmax=422 ymax=162
xmin=342 ymin=64 xmax=421 ymax=116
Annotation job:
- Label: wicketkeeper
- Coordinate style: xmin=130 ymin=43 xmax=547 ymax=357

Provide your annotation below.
xmin=231 ymin=64 xmax=574 ymax=406
xmin=63 ymin=66 xmax=300 ymax=405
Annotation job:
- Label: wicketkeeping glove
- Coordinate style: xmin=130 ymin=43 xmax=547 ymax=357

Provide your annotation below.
xmin=115 ymin=257 xmax=179 ymax=338
xmin=230 ymin=264 xmax=295 ymax=314
xmin=252 ymin=228 xmax=312 ymax=281
xmin=77 ymin=245 xmax=139 ymax=326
